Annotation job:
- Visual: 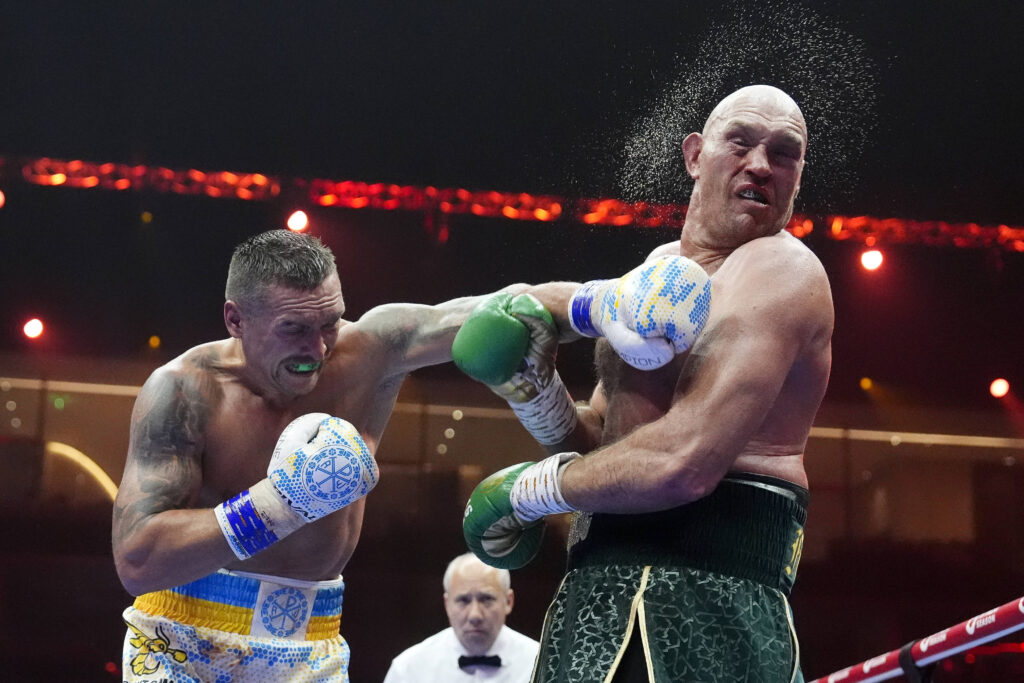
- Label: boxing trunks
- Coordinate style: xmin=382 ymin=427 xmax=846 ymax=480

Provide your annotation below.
xmin=122 ymin=569 xmax=348 ymax=682
xmin=533 ymin=473 xmax=808 ymax=683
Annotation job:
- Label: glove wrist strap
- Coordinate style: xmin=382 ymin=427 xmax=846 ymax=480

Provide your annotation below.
xmin=508 ymin=371 xmax=578 ymax=445
xmin=510 ymin=452 xmax=581 ymax=523
xmin=569 ymin=280 xmax=610 ymax=338
xmin=214 ymin=479 xmax=306 ymax=560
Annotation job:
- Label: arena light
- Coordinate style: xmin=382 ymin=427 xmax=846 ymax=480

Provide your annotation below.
xmin=859 ymin=377 xmax=873 ymax=391
xmin=990 ymin=378 xmax=1010 ymax=399
xmin=0 ymin=189 xmax=6 ymax=209
xmin=7 ymin=154 xmax=1024 ymax=250
xmin=860 ymin=249 xmax=883 ymax=270
xmin=23 ymin=318 xmax=44 ymax=339
xmin=287 ymin=210 xmax=309 ymax=232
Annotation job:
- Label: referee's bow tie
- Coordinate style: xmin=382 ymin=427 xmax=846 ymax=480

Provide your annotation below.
xmin=458 ymin=654 xmax=502 ymax=669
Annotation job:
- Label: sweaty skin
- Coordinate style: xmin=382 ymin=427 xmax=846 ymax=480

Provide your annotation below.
xmin=547 ymin=85 xmax=834 ymax=513
xmin=112 ymin=271 xmax=580 ymax=595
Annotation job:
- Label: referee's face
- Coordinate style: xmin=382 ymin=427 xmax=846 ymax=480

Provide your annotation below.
xmin=444 ymin=564 xmax=514 ymax=656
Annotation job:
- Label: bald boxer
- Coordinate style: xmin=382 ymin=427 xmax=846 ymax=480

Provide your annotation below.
xmin=462 ymin=85 xmax=833 ymax=682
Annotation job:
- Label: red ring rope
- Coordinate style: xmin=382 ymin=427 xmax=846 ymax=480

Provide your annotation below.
xmin=808 ymin=596 xmax=1024 ymax=682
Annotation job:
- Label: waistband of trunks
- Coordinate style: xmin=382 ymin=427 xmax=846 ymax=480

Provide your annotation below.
xmin=567 ymin=472 xmax=808 ymax=593
xmin=133 ymin=569 xmax=344 ymax=641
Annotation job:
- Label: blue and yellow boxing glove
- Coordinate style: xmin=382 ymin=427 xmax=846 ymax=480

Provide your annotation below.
xmin=214 ymin=413 xmax=379 ymax=560
xmin=453 ymin=293 xmax=577 ymax=445
xmin=463 ymin=453 xmax=581 ymax=570
xmin=570 ymin=255 xmax=712 ymax=370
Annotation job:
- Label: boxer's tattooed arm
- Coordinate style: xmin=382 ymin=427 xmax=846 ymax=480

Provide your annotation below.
xmin=357 ymin=297 xmax=486 ymax=377
xmin=112 ymin=369 xmax=210 ymax=548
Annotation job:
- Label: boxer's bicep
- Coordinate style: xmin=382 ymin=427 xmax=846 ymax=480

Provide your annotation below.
xmin=665 ymin=260 xmax=820 ymax=466
xmin=113 ymin=371 xmax=206 ymax=555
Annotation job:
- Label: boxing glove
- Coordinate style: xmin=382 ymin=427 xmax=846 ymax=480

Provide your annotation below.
xmin=215 ymin=413 xmax=379 ymax=560
xmin=452 ymin=292 xmax=540 ymax=386
xmin=463 ymin=453 xmax=580 ymax=570
xmin=453 ymin=293 xmax=577 ymax=445
xmin=570 ymin=255 xmax=712 ymax=370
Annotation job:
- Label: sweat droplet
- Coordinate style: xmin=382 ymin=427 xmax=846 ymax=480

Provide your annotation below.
xmin=613 ymin=1 xmax=879 ymax=213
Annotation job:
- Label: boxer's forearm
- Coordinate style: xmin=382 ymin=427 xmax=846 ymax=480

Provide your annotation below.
xmin=540 ymin=403 xmax=604 ymax=456
xmin=360 ymin=283 xmax=582 ymax=376
xmin=520 ymin=282 xmax=584 ymax=342
xmin=559 ymin=446 xmax=714 ymax=514
xmin=114 ymin=508 xmax=238 ymax=596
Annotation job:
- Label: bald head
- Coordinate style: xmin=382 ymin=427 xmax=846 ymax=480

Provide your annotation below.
xmin=703 ymin=85 xmax=807 ymax=145
xmin=681 ymin=85 xmax=808 ymax=243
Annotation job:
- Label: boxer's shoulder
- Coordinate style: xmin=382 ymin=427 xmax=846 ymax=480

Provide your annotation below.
xmin=150 ymin=339 xmax=237 ymax=382
xmin=645 ymin=240 xmax=681 ymax=261
xmin=133 ymin=342 xmax=241 ymax=430
xmin=716 ymin=232 xmax=826 ymax=292
xmin=346 ymin=302 xmax=426 ymax=350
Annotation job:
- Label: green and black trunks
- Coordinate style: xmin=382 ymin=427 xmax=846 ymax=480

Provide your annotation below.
xmin=531 ymin=472 xmax=808 ymax=683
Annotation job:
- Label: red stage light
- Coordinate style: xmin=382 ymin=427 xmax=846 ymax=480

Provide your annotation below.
xmin=0 ymin=189 xmax=6 ymax=208
xmin=990 ymin=378 xmax=1010 ymax=398
xmin=860 ymin=249 xmax=883 ymax=270
xmin=23 ymin=318 xmax=44 ymax=339
xmin=287 ymin=210 xmax=309 ymax=232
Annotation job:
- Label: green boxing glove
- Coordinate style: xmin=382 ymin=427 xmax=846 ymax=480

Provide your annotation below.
xmin=463 ymin=453 xmax=581 ymax=570
xmin=454 ymin=293 xmax=578 ymax=445
xmin=463 ymin=462 xmax=543 ymax=570
xmin=452 ymin=292 xmax=554 ymax=386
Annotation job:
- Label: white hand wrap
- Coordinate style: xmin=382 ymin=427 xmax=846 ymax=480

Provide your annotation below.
xmin=508 ymin=370 xmax=578 ymax=445
xmin=510 ymin=452 xmax=581 ymax=523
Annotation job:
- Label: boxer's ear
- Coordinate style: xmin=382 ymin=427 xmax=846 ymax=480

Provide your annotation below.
xmin=682 ymin=133 xmax=703 ymax=179
xmin=224 ymin=301 xmax=243 ymax=338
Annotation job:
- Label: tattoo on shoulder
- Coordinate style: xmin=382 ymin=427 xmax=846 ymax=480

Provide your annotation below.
xmin=363 ymin=305 xmax=418 ymax=349
xmin=133 ymin=368 xmax=212 ymax=459
xmin=114 ymin=364 xmax=218 ymax=542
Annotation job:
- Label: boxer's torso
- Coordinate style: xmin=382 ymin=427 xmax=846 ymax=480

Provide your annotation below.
xmin=184 ymin=322 xmax=410 ymax=581
xmin=594 ymin=232 xmax=832 ymax=488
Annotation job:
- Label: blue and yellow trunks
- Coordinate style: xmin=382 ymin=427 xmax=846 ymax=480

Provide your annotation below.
xmin=122 ymin=569 xmax=349 ymax=683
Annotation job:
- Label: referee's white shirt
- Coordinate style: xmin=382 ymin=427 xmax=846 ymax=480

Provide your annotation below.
xmin=383 ymin=625 xmax=539 ymax=682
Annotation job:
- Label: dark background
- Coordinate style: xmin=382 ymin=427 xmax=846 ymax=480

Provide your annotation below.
xmin=0 ymin=1 xmax=1019 ymax=221
xmin=1 ymin=2 xmax=1023 ymax=681
xmin=0 ymin=1 xmax=1021 ymax=407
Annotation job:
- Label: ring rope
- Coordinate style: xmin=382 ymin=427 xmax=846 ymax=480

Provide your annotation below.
xmin=808 ymin=595 xmax=1024 ymax=682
